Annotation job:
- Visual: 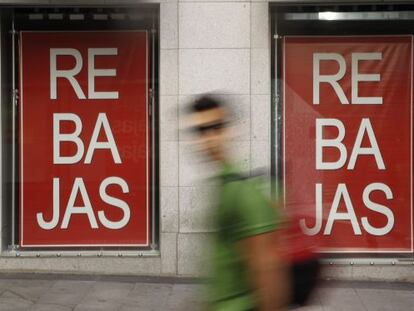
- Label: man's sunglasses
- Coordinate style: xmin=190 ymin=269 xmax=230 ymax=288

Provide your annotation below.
xmin=191 ymin=121 xmax=228 ymax=135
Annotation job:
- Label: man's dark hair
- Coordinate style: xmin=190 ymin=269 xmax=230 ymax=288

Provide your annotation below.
xmin=189 ymin=95 xmax=222 ymax=113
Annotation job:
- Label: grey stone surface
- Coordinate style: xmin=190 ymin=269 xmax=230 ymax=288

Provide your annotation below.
xmin=178 ymin=95 xmax=196 ymax=142
xmin=351 ymin=266 xmax=414 ymax=283
xmin=251 ymin=94 xmax=270 ymax=140
xmin=0 ymin=290 xmax=33 ymax=311
xmin=29 ymin=304 xmax=72 ymax=311
xmin=74 ymin=298 xmax=121 ymax=311
xmin=85 ymin=282 xmax=133 ymax=300
xmin=160 ymin=95 xmax=179 ymax=142
xmin=160 ymin=187 xmax=179 ymax=233
xmin=179 ymin=186 xmax=217 ymax=233
xmin=179 ymin=49 xmax=250 ymax=95
xmin=160 ymin=49 xmax=179 ymax=96
xmin=160 ymin=141 xmax=179 ymax=187
xmin=75 ymin=258 xmax=162 ymax=276
xmin=0 ymin=279 xmax=54 ymax=302
xmin=160 ymin=2 xmax=178 ymax=49
xmin=0 ymin=275 xmax=412 ymax=310
xmin=124 ymin=283 xmax=173 ymax=309
xmin=179 ymin=2 xmax=250 ymax=49
xmin=177 ymin=233 xmax=210 ymax=276
xmin=355 ymin=288 xmax=408 ymax=311
xmin=317 ymin=287 xmax=366 ymax=311
xmin=251 ymin=48 xmax=270 ymax=95
xmin=166 ymin=284 xmax=205 ymax=311
xmin=251 ymin=139 xmax=270 ymax=171
xmin=37 ymin=280 xmax=94 ymax=308
xmin=251 ymin=2 xmax=270 ymax=49
xmin=0 ymin=258 xmax=80 ymax=274
xmin=0 ymin=258 xmax=164 ymax=277
xmin=227 ymin=95 xmax=251 ymax=142
xmin=160 ymin=232 xmax=178 ymax=275
xmin=322 ymin=265 xmax=353 ymax=281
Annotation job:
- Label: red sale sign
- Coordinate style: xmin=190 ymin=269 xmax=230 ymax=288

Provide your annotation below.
xmin=283 ymin=36 xmax=413 ymax=252
xmin=19 ymin=31 xmax=149 ymax=247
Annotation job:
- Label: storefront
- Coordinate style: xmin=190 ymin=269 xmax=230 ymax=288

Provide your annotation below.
xmin=272 ymin=3 xmax=414 ymax=271
xmin=0 ymin=5 xmax=164 ymax=275
xmin=0 ymin=1 xmax=411 ymax=281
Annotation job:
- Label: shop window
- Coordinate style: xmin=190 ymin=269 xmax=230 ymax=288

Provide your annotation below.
xmin=1 ymin=6 xmax=159 ymax=253
xmin=271 ymin=4 xmax=414 ymax=259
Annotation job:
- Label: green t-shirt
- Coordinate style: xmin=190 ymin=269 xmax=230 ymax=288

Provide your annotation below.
xmin=208 ymin=165 xmax=278 ymax=311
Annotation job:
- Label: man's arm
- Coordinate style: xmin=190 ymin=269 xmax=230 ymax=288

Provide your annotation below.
xmin=238 ymin=230 xmax=290 ymax=311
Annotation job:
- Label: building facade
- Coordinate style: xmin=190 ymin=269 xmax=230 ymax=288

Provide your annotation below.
xmin=0 ymin=0 xmax=412 ymax=282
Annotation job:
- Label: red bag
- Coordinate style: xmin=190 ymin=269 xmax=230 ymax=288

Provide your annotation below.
xmin=279 ymin=208 xmax=321 ymax=306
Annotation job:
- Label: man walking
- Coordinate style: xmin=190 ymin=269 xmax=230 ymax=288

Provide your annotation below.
xmin=188 ymin=95 xmax=289 ymax=311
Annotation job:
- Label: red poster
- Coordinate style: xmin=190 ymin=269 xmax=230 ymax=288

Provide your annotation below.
xmin=20 ymin=31 xmax=149 ymax=247
xmin=283 ymin=36 xmax=412 ymax=252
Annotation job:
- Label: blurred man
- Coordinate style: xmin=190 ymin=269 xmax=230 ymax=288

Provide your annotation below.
xmin=188 ymin=95 xmax=289 ymax=311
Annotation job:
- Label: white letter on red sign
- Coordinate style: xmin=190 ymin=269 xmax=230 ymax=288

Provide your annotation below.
xmin=61 ymin=178 xmax=98 ymax=229
xmin=352 ymin=53 xmax=383 ymax=105
xmin=316 ymin=118 xmax=347 ymax=170
xmin=324 ymin=183 xmax=362 ymax=235
xmin=313 ymin=53 xmax=349 ymax=105
xmin=50 ymin=48 xmax=86 ymax=100
xmin=36 ymin=178 xmax=60 ymax=230
xmin=84 ymin=113 xmax=122 ymax=164
xmin=98 ymin=177 xmax=131 ymax=229
xmin=362 ymin=183 xmax=394 ymax=236
xmin=53 ymin=113 xmax=84 ymax=164
xmin=300 ymin=183 xmax=323 ymax=236
xmin=88 ymin=48 xmax=119 ymax=99
xmin=348 ymin=118 xmax=385 ymax=170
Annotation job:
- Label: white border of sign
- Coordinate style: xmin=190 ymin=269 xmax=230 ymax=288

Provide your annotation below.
xmin=19 ymin=30 xmax=150 ymax=248
xmin=282 ymin=35 xmax=413 ymax=253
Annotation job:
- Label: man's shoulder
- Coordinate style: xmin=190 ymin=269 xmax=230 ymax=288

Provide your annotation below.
xmin=219 ymin=164 xmax=267 ymax=183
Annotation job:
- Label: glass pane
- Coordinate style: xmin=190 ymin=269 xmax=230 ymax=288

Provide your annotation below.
xmin=18 ymin=31 xmax=150 ymax=248
xmin=274 ymin=5 xmax=414 ymax=258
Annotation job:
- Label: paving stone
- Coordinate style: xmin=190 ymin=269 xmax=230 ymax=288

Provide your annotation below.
xmin=165 ymin=284 xmax=205 ymax=311
xmin=0 ymin=276 xmax=412 ymax=310
xmin=318 ymin=287 xmax=366 ymax=311
xmin=74 ymin=298 xmax=121 ymax=311
xmin=356 ymin=288 xmax=412 ymax=311
xmin=0 ymin=290 xmax=33 ymax=310
xmin=119 ymin=304 xmax=154 ymax=311
xmin=28 ymin=303 xmax=72 ymax=311
xmin=124 ymin=283 xmax=173 ymax=309
xmin=291 ymin=306 xmax=325 ymax=311
xmin=84 ymin=281 xmax=134 ymax=300
xmin=394 ymin=289 xmax=414 ymax=303
xmin=37 ymin=280 xmax=95 ymax=308
xmin=0 ymin=279 xmax=53 ymax=301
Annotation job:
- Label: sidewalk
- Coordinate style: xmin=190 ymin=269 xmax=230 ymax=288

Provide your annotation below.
xmin=0 ymin=273 xmax=413 ymax=310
